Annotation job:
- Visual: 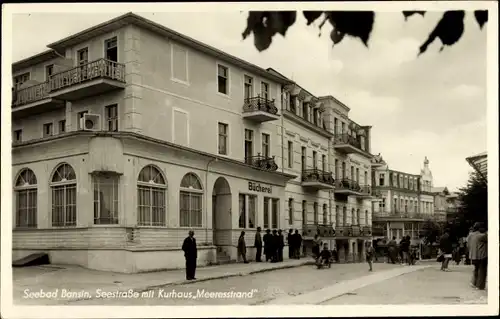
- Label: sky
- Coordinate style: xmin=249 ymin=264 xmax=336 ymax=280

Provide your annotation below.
xmin=10 ymin=8 xmax=488 ymax=191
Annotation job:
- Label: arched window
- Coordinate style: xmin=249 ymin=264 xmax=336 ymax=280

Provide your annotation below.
xmin=137 ymin=165 xmax=166 ymax=226
xmin=179 ymin=173 xmax=203 ymax=227
xmin=14 ymin=168 xmax=38 ymax=228
xmin=365 ymin=210 xmax=369 ymax=226
xmin=356 ymin=208 xmax=360 ymax=225
xmin=51 ymin=163 xmax=77 ymax=227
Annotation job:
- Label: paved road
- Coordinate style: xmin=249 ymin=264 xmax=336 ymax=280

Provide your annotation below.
xmin=65 ymin=263 xmax=399 ymax=305
xmin=322 ymin=265 xmax=487 ymax=305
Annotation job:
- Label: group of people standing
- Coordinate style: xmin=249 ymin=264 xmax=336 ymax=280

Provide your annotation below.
xmin=385 ymin=236 xmax=417 ymax=265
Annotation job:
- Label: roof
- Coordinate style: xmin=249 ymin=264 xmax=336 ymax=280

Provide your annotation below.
xmin=14 ymin=12 xmax=291 ymax=85
xmin=466 ymin=152 xmax=487 ymax=180
xmin=431 ymin=187 xmax=449 ymax=194
xmin=318 ymin=95 xmax=350 ymax=112
xmin=12 ymin=49 xmax=59 ymax=73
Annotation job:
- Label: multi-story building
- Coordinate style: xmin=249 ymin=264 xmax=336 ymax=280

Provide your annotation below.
xmin=431 ymin=187 xmax=450 ymax=223
xmin=445 ymin=192 xmax=461 ymax=224
xmin=371 ymin=157 xmax=437 ymax=243
xmin=11 ymin=12 xmax=375 ymax=272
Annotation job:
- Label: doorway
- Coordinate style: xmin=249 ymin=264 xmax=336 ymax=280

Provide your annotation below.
xmin=212 ymin=177 xmax=232 ymax=261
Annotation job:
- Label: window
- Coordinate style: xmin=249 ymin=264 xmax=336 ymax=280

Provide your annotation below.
xmin=13 ymin=129 xmax=22 ymax=143
xmin=14 ymin=72 xmax=30 ymax=88
xmin=261 ymin=81 xmax=269 ymax=100
xmin=301 ymin=147 xmax=306 ymax=171
xmin=93 ymin=174 xmax=119 ymax=224
xmin=350 ymin=166 xmax=355 ymax=181
xmin=302 ymin=200 xmax=307 ymax=223
xmin=239 ymin=194 xmax=246 ymax=228
xmin=289 ymin=95 xmax=296 ymax=113
xmin=312 ymin=151 xmax=317 ymax=169
xmin=356 ymin=208 xmax=360 ymax=225
xmin=393 ymin=198 xmax=397 ymax=211
xmin=341 ymin=122 xmax=345 ymax=134
xmin=335 ymin=205 xmax=340 ymax=225
xmin=45 ymin=64 xmax=54 ymax=81
xmin=105 ymin=37 xmax=118 ymax=62
xmin=365 ymin=210 xmax=369 ymax=226
xmin=15 ymin=168 xmax=37 ymax=228
xmin=356 ymin=167 xmax=360 ymax=183
xmin=342 ymin=206 xmax=347 ymax=226
xmin=171 ymin=44 xmax=188 ymax=83
xmin=217 ymin=64 xmax=229 ymax=95
xmin=379 ymin=173 xmax=385 ymax=186
xmin=334 ymin=118 xmax=339 ymax=135
xmin=342 ymin=162 xmax=346 ymax=180
xmin=409 ymin=178 xmax=413 ymax=190
xmin=364 ymin=171 xmax=368 ymax=186
xmin=288 ymin=198 xmax=294 ymax=225
xmin=405 ymin=200 xmax=408 ymax=212
xmin=51 ymin=163 xmax=77 ymax=227
xmin=248 ymin=195 xmax=256 ymax=228
xmin=180 ymin=173 xmax=203 ymax=227
xmin=261 ymin=133 xmax=270 ymax=158
xmin=77 ymin=47 xmax=89 ymax=65
xmin=381 ymin=197 xmax=386 ymax=210
xmin=351 ymin=208 xmax=355 ymax=225
xmin=335 ymin=159 xmax=339 ymax=179
xmin=264 ymin=197 xmax=270 ymax=229
xmin=313 ymin=108 xmax=319 ymax=126
xmin=302 ymin=102 xmax=308 ymax=121
xmin=218 ymin=123 xmax=228 ymax=155
xmin=43 ymin=123 xmax=53 ymax=137
xmin=244 ymin=75 xmax=253 ymax=99
xmin=287 ymin=141 xmax=293 ymax=168
xmin=400 ymin=199 xmax=404 ymax=211
xmin=105 ymin=104 xmax=118 ymax=132
xmin=77 ymin=111 xmax=88 ymax=130
xmin=271 ymin=198 xmax=279 ymax=229
xmin=323 ymin=204 xmax=328 ymax=224
xmin=137 ymin=165 xmax=166 ymax=226
xmin=313 ymin=202 xmax=318 ymax=224
xmin=244 ymin=129 xmax=253 ymax=163
xmin=322 ymin=155 xmax=326 ymax=172
xmin=59 ymin=120 xmax=66 ymax=134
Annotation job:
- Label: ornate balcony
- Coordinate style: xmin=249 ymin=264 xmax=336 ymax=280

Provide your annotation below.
xmin=245 ymin=154 xmax=278 ymax=172
xmin=301 ymin=169 xmax=335 ymax=190
xmin=334 ymin=178 xmax=363 ymax=195
xmin=335 ymin=225 xmax=353 ymax=237
xmin=242 ymin=96 xmax=279 ymax=122
xmin=11 ymin=83 xmax=64 ymax=118
xmin=372 ymin=211 xmax=426 ymax=221
xmin=333 ymin=134 xmax=368 ymax=156
xmin=48 ymin=59 xmax=126 ymax=101
xmin=361 ymin=226 xmax=372 ymax=236
xmin=302 ymin=223 xmax=336 ymax=239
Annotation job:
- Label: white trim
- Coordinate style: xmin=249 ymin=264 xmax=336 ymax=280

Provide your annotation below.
xmin=215 ymin=61 xmax=231 ymax=98
xmin=42 ymin=120 xmax=55 ymax=138
xmin=216 ymin=120 xmax=231 ymax=158
xmin=242 ymin=73 xmax=255 ymax=99
xmin=170 ymin=43 xmax=190 ymax=86
xmin=104 ymin=35 xmax=119 ymax=63
xmin=44 ymin=63 xmax=55 ymax=81
xmin=74 ymin=44 xmax=90 ymax=66
xmin=172 ymin=107 xmax=191 ymax=147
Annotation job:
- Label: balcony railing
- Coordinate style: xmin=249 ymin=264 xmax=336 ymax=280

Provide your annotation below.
xmin=333 ymin=133 xmax=363 ymax=149
xmin=48 ymin=59 xmax=126 ymax=92
xmin=245 ymin=154 xmax=278 ymax=172
xmin=12 ymin=82 xmax=49 ymax=107
xmin=335 ymin=225 xmax=353 ymax=237
xmin=302 ymin=223 xmax=336 ymax=238
xmin=301 ymin=169 xmax=335 ymax=186
xmin=335 ymin=178 xmax=362 ymax=192
xmin=361 ymin=226 xmax=372 ymax=236
xmin=243 ymin=96 xmax=278 ymax=114
xmin=373 ymin=211 xmax=426 ymax=220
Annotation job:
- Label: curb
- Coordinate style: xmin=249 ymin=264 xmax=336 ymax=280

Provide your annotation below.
xmin=64 ymin=260 xmax=315 ymax=304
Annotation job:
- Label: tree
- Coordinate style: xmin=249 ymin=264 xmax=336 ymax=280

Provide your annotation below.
xmin=450 ymin=171 xmax=488 ymax=238
xmin=242 ymin=10 xmax=488 ymax=55
xmin=421 ymin=219 xmax=444 ymax=245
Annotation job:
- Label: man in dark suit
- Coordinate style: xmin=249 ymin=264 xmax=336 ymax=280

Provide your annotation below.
xmin=263 ymin=229 xmax=272 ymax=261
xmin=182 ymin=230 xmax=197 ymax=280
xmin=468 ymin=222 xmax=488 ymax=290
xmin=254 ymin=227 xmax=263 ymax=262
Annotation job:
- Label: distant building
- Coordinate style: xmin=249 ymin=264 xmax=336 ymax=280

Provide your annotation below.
xmin=445 ymin=192 xmax=462 ymax=224
xmin=371 ymin=157 xmax=438 ymax=244
xmin=431 ymin=187 xmax=450 ymax=223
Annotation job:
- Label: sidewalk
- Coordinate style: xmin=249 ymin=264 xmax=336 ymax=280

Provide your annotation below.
xmin=13 ymin=258 xmax=314 ymax=304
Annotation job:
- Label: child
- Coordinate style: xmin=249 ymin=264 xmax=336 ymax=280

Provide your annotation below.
xmin=366 ymin=241 xmax=375 ymax=271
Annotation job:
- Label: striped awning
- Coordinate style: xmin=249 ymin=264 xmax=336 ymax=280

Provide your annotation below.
xmin=466 ymin=152 xmax=487 ymax=182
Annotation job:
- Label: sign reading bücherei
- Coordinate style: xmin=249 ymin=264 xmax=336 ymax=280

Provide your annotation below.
xmin=248 ymin=181 xmax=272 ymax=194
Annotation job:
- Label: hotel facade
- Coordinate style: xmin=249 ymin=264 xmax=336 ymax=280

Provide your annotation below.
xmin=371 ymin=155 xmax=439 ymax=244
xmin=12 ymin=13 xmax=376 ymax=273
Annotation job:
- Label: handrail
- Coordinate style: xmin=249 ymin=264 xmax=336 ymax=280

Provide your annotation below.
xmin=302 ymin=169 xmax=335 ymax=185
xmin=244 ymin=153 xmax=278 ymax=172
xmin=12 ymin=82 xmax=49 ymax=107
xmin=243 ymin=95 xmax=278 ymax=115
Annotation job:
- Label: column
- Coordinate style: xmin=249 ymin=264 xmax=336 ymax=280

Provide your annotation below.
xmin=347 ymin=239 xmax=354 ymax=262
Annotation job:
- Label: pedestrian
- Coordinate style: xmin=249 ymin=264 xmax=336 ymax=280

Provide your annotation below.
xmin=294 ymin=229 xmax=302 ymax=259
xmin=271 ymin=229 xmax=279 ymax=262
xmin=238 ymin=231 xmax=249 ymax=263
xmin=254 ymin=227 xmax=263 ymax=262
xmin=468 ymin=222 xmax=488 ymax=290
xmin=278 ymin=229 xmax=285 ymax=262
xmin=181 ymin=230 xmax=197 ymax=280
xmin=387 ymin=236 xmax=397 ymax=264
xmin=287 ymin=229 xmax=294 ymax=259
xmin=439 ymin=229 xmax=453 ymax=271
xmin=263 ymin=229 xmax=272 ymax=262
xmin=312 ymin=234 xmax=321 ymax=260
xmin=400 ymin=236 xmax=410 ymax=265
xmin=366 ymin=241 xmax=375 ymax=271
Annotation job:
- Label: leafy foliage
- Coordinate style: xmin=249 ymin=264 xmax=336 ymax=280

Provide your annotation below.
xmin=421 ymin=219 xmax=444 ymax=245
xmin=449 ymin=171 xmax=488 ymax=238
xmin=242 ymin=10 xmax=488 ymax=54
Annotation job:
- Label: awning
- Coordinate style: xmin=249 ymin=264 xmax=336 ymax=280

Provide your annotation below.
xmin=466 ymin=152 xmax=487 ymax=182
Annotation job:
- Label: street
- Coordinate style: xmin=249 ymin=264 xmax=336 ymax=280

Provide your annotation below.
xmin=12 ymin=261 xmax=487 ymax=306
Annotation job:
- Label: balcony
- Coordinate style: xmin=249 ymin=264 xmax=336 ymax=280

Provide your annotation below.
xmin=245 ymin=154 xmax=278 ymax=172
xmin=301 ymin=169 xmax=335 ymax=190
xmin=334 ymin=179 xmax=363 ymax=195
xmin=302 ymin=223 xmax=336 ymax=239
xmin=333 ymin=134 xmax=368 ymax=156
xmin=242 ymin=96 xmax=279 ymax=122
xmin=48 ymin=59 xmax=126 ymax=101
xmin=12 ymin=83 xmax=64 ymax=118
xmin=372 ymin=211 xmax=426 ymax=221
xmin=361 ymin=226 xmax=372 ymax=236
xmin=335 ymin=226 xmax=353 ymax=237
